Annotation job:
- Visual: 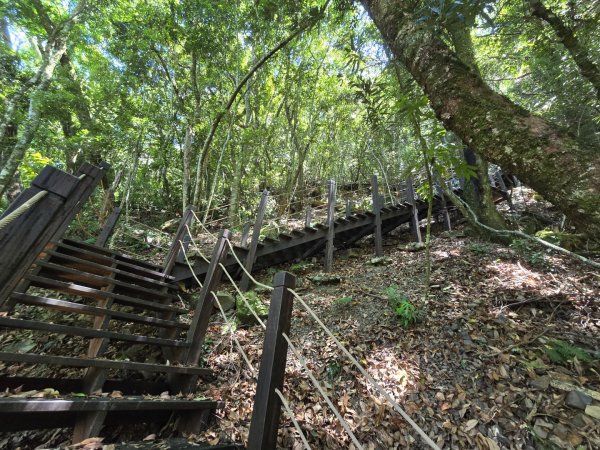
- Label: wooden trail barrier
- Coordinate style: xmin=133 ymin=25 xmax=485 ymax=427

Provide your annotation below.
xmin=247 ymin=272 xmax=296 ymax=450
xmin=372 ymin=175 xmax=383 ymax=256
xmin=241 ymin=190 xmax=268 ymax=291
xmin=163 ymin=206 xmax=195 ymax=273
xmin=325 ymin=179 xmax=336 ymax=272
xmin=96 ymin=206 xmax=122 ymax=247
xmin=0 ymin=162 xmax=108 ymax=309
xmin=406 ymin=175 xmax=423 ymax=243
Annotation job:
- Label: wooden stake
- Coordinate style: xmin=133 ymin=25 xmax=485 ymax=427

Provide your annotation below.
xmin=372 ymin=175 xmax=383 ymax=256
xmin=240 ymin=190 xmax=268 ymax=291
xmin=247 ymin=272 xmax=295 ymax=450
xmin=324 ymin=180 xmax=336 ymax=272
xmin=406 ymin=175 xmax=422 ymax=243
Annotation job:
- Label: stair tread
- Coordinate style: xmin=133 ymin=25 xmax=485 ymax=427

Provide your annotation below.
xmin=0 ymin=352 xmax=212 ymax=377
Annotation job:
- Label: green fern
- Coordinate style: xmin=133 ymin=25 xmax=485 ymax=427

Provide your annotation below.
xmin=544 ymin=339 xmax=593 ymax=364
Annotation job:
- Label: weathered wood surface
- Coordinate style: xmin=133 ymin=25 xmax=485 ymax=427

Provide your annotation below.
xmin=247 ymin=272 xmax=295 ymax=450
xmin=372 ymin=175 xmax=383 ymax=256
xmin=324 ymin=180 xmax=336 ymax=272
xmin=96 ymin=206 xmax=122 ymax=247
xmin=240 ymin=190 xmax=268 ymax=291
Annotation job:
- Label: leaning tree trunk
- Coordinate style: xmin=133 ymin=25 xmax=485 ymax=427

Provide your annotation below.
xmin=360 ymin=0 xmax=600 ymax=237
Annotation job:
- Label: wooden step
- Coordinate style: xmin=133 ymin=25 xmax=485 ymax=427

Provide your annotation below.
xmin=263 ymin=237 xmax=280 ymax=245
xmin=0 ymin=352 xmax=211 ymax=377
xmin=12 ymin=293 xmax=188 ymax=330
xmin=314 ymin=223 xmax=328 ymax=230
xmin=335 ymin=218 xmax=350 ymax=225
xmin=0 ymin=317 xmax=189 ymax=348
xmin=47 ymin=250 xmax=174 ymax=289
xmin=62 ymin=239 xmax=165 ymax=271
xmin=57 ymin=242 xmax=173 ymax=281
xmin=278 ymin=233 xmax=294 ymax=241
xmin=291 ymin=230 xmax=305 ymax=237
xmin=25 ymin=275 xmax=187 ymax=314
xmin=37 ymin=261 xmax=178 ymax=301
xmin=0 ymin=396 xmax=221 ymax=432
xmin=304 ymin=226 xmax=318 ymax=233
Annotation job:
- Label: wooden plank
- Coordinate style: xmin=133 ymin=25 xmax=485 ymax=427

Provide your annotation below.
xmin=47 ymin=250 xmax=174 ymax=289
xmin=170 ymin=230 xmax=231 ymax=394
xmin=57 ymin=241 xmax=174 ymax=281
xmin=12 ymin=293 xmax=188 ymax=329
xmin=304 ymin=206 xmax=312 ymax=228
xmin=37 ymin=261 xmax=177 ymax=300
xmin=0 ymin=376 xmax=170 ymax=396
xmin=96 ymin=206 xmax=122 ymax=247
xmin=0 ymin=317 xmax=189 ymax=347
xmin=240 ymin=222 xmax=251 ymax=247
xmin=25 ymin=275 xmax=186 ymax=313
xmin=324 ymin=180 xmax=336 ymax=272
xmin=345 ymin=200 xmax=353 ymax=218
xmin=0 ymin=352 xmax=211 ymax=376
xmin=165 ymin=207 xmax=195 ymax=272
xmin=434 ymin=183 xmax=452 ymax=231
xmin=372 ymin=175 xmax=383 ymax=256
xmin=406 ymin=175 xmax=422 ymax=243
xmin=247 ymin=272 xmax=295 ymax=450
xmin=0 ymin=397 xmax=220 ymax=413
xmin=240 ymin=190 xmax=268 ymax=292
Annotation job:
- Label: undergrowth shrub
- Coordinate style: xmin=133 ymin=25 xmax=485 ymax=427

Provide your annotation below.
xmin=384 ymin=284 xmax=422 ymax=328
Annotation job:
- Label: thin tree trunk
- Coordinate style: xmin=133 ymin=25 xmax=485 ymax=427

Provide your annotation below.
xmin=529 ymin=0 xmax=600 ymax=100
xmin=360 ymin=0 xmax=600 ymax=236
xmin=191 ymin=3 xmax=328 ymax=207
xmin=0 ymin=0 xmax=88 ymax=198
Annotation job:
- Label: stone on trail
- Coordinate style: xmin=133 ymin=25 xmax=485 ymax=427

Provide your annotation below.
xmin=565 ymin=390 xmax=593 ymax=411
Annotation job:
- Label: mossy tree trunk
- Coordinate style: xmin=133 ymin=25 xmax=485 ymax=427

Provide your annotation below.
xmin=360 ymin=0 xmax=600 ymax=237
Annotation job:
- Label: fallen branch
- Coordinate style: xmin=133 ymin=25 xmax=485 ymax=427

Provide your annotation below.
xmin=441 ymin=185 xmax=600 ymax=270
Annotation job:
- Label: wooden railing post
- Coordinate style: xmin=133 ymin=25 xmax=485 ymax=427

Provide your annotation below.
xmin=304 ymin=206 xmax=312 ymax=228
xmin=434 ymin=183 xmax=452 ymax=231
xmin=324 ymin=180 xmax=336 ymax=272
xmin=95 ymin=206 xmax=122 ymax=247
xmin=371 ymin=175 xmax=383 ymax=256
xmin=162 ymin=206 xmax=195 ymax=274
xmin=240 ymin=221 xmax=251 ymax=247
xmin=241 ymin=190 xmax=268 ymax=291
xmin=406 ymin=175 xmax=423 ymax=243
xmin=345 ymin=200 xmax=353 ymax=218
xmin=247 ymin=271 xmax=295 ymax=450
xmin=0 ymin=163 xmax=108 ymax=309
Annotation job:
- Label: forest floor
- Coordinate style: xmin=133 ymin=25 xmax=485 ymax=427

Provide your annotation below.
xmin=1 ymin=190 xmax=599 ymax=449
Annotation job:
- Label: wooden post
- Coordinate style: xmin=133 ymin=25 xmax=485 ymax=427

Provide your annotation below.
xmin=240 ymin=190 xmax=268 ymax=292
xmin=435 ymin=184 xmax=452 ymax=231
xmin=0 ymin=163 xmax=108 ymax=309
xmin=95 ymin=206 xmax=122 ymax=247
xmin=304 ymin=206 xmax=312 ymax=228
xmin=240 ymin=221 xmax=251 ymax=247
xmin=371 ymin=175 xmax=383 ymax=256
xmin=324 ymin=180 xmax=336 ymax=272
xmin=345 ymin=200 xmax=353 ymax=218
xmin=406 ymin=175 xmax=422 ymax=243
xmin=185 ymin=229 xmax=231 ymax=364
xmin=247 ymin=272 xmax=295 ymax=450
xmin=162 ymin=207 xmax=195 ymax=274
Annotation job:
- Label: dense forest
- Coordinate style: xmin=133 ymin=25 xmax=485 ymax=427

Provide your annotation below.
xmin=1 ymin=0 xmax=598 ymax=235
xmin=0 ymin=0 xmax=599 ymax=449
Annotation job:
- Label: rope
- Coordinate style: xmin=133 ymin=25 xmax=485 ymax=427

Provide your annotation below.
xmin=223 ymin=237 xmax=274 ymax=291
xmin=178 ymin=240 xmax=256 ymax=376
xmin=282 ymin=332 xmax=364 ymax=450
xmin=0 ymin=190 xmax=48 ymax=232
xmin=275 ymin=388 xmax=312 ymax=450
xmin=185 ymin=225 xmax=211 ymax=263
xmin=289 ymin=289 xmax=441 ymax=450
xmin=211 ymin=292 xmax=257 ymax=377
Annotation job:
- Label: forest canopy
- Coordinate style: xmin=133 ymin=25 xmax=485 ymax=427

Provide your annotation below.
xmin=1 ymin=0 xmax=599 ymax=236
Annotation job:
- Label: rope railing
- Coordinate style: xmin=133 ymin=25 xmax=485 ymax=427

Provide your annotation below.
xmin=0 ymin=190 xmax=49 ymax=232
xmin=274 ymin=388 xmax=312 ymax=450
xmin=219 ymin=237 xmax=441 ymax=450
xmin=177 ymin=238 xmax=311 ymax=448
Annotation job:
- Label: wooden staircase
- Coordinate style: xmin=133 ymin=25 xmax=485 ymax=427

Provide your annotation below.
xmin=0 ymin=164 xmax=225 ymax=445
